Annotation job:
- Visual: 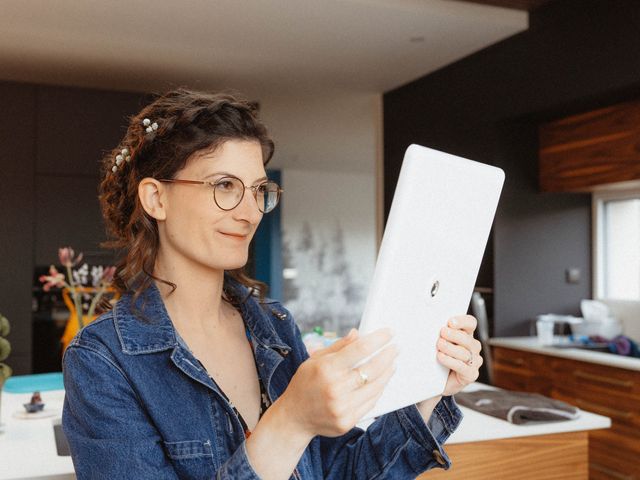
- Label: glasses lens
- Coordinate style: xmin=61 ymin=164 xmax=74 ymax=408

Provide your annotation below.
xmin=213 ymin=177 xmax=244 ymax=210
xmin=257 ymin=181 xmax=281 ymax=213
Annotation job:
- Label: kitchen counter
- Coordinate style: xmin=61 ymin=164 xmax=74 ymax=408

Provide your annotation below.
xmin=489 ymin=336 xmax=640 ymax=371
xmin=0 ymin=390 xmax=73 ymax=480
xmin=419 ymin=383 xmax=610 ymax=479
xmin=1 ymin=383 xmax=610 ymax=480
xmin=490 ymin=336 xmax=640 ymax=478
xmin=446 ymin=383 xmax=610 ymax=444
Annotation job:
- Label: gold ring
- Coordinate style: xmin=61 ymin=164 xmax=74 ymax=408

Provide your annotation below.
xmin=356 ymin=368 xmax=369 ymax=386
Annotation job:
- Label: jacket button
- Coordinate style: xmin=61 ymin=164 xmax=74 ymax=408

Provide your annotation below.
xmin=432 ymin=449 xmax=446 ymax=466
xmin=272 ymin=310 xmax=287 ymax=320
xmin=279 ymin=349 xmax=289 ymax=356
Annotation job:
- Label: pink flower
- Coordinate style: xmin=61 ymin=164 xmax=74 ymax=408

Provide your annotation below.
xmin=39 ymin=265 xmax=66 ymax=292
xmin=101 ymin=266 xmax=116 ymax=284
xmin=58 ymin=247 xmax=83 ymax=267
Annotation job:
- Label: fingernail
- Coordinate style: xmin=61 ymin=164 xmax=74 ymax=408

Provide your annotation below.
xmin=450 ymin=318 xmax=458 ymax=327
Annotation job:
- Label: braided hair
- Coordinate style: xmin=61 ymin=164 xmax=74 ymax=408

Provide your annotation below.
xmin=99 ymin=88 xmax=274 ymax=307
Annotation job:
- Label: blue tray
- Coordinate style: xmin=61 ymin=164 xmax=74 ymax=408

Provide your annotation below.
xmin=3 ymin=372 xmax=64 ymax=393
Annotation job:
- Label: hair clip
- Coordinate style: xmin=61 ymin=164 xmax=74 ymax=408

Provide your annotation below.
xmin=143 ymin=118 xmax=159 ymax=133
xmin=111 ymin=148 xmax=131 ymax=173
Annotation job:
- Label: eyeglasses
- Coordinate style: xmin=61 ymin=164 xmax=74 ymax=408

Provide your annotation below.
xmin=158 ymin=175 xmax=283 ymax=213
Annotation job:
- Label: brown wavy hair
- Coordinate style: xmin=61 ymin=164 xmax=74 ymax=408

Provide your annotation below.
xmin=99 ymin=88 xmax=274 ymax=308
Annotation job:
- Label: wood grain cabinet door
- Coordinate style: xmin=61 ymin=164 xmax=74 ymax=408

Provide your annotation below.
xmin=491 ymin=347 xmax=553 ymax=395
xmin=539 ymin=98 xmax=640 ymax=192
xmin=551 ymin=358 xmax=640 ymax=478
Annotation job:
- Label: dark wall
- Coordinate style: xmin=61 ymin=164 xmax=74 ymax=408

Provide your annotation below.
xmin=0 ymin=82 xmax=144 ymax=373
xmin=383 ymin=0 xmax=640 ymax=336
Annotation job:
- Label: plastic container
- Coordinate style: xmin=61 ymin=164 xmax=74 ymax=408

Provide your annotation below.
xmin=536 ymin=319 xmax=555 ymax=345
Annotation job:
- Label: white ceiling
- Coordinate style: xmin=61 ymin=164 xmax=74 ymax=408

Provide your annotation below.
xmin=0 ymin=0 xmax=528 ymax=96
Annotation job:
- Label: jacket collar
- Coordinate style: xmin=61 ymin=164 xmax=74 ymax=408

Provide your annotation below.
xmin=113 ymin=274 xmax=291 ymax=355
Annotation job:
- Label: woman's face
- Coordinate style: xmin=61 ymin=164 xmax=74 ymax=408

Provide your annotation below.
xmin=158 ymin=139 xmax=266 ymax=274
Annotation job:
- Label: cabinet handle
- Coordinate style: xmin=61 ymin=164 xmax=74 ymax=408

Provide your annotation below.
xmin=574 ymin=370 xmax=634 ymax=389
xmin=590 ymin=462 xmax=634 ymax=480
xmin=575 ymin=398 xmax=633 ymax=420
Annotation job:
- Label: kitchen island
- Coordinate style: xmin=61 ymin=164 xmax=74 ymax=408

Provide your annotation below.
xmin=1 ymin=381 xmax=609 ymax=480
xmin=418 ymin=382 xmax=610 ymax=480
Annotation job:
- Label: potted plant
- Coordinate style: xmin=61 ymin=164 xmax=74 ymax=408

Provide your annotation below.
xmin=0 ymin=312 xmax=11 ymax=426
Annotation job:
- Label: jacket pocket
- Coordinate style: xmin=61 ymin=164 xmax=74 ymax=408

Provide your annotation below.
xmin=163 ymin=439 xmax=217 ymax=479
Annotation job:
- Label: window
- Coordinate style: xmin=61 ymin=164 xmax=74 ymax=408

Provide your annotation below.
xmin=593 ymin=189 xmax=640 ymax=300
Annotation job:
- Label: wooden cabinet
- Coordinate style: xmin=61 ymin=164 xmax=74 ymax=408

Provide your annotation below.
xmin=539 ymin=98 xmax=640 ymax=192
xmin=492 ymin=347 xmax=554 ymax=396
xmin=492 ymin=347 xmax=640 ymax=479
xmin=420 ymin=431 xmax=589 ymax=480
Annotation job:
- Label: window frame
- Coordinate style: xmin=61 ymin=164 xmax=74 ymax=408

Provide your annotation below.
xmin=592 ymin=186 xmax=640 ymax=300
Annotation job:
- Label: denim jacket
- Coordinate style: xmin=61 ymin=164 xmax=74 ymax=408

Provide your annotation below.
xmin=62 ymin=277 xmax=462 ymax=479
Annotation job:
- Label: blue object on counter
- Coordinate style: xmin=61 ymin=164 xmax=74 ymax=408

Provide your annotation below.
xmin=569 ymin=334 xmax=640 ymax=358
xmin=609 ymin=335 xmax=640 ymax=357
xmin=3 ymin=372 xmax=64 ymax=393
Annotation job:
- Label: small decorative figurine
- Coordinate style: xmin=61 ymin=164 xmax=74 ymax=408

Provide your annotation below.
xmin=23 ymin=391 xmax=45 ymax=413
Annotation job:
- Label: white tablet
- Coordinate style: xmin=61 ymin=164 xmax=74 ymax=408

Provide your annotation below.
xmin=358 ymin=144 xmax=504 ymax=419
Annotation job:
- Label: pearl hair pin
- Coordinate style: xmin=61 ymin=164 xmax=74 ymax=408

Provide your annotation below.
xmin=111 ymin=148 xmax=131 ymax=173
xmin=109 ymin=118 xmax=158 ymax=173
xmin=143 ymin=118 xmax=158 ymax=133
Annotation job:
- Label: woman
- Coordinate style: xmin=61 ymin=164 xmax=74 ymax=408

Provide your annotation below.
xmin=62 ymin=89 xmax=482 ymax=479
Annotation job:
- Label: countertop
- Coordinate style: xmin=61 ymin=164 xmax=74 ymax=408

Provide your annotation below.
xmin=0 ymin=382 xmax=611 ymax=479
xmin=0 ymin=390 xmax=74 ymax=480
xmin=445 ymin=383 xmax=610 ymax=444
xmin=489 ymin=336 xmax=640 ymax=371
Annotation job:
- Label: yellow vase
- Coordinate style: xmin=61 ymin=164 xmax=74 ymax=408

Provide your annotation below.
xmin=60 ymin=310 xmax=96 ymax=352
xmin=60 ymin=287 xmax=119 ymax=352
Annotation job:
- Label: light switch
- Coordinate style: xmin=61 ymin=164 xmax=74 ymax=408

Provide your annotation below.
xmin=565 ymin=268 xmax=581 ymax=284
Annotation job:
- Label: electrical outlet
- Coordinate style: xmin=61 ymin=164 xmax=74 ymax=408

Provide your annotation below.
xmin=565 ymin=268 xmax=581 ymax=284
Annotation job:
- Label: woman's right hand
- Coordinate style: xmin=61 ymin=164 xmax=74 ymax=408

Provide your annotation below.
xmin=277 ymin=328 xmax=398 ymax=439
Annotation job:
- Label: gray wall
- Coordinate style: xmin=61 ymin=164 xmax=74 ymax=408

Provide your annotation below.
xmin=383 ymin=0 xmax=640 ymax=336
xmin=492 ymin=121 xmax=592 ymax=336
xmin=0 ymin=82 xmax=144 ymax=374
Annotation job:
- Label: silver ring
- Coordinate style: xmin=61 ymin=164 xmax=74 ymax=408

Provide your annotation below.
xmin=356 ymin=368 xmax=369 ymax=386
xmin=466 ymin=350 xmax=474 ymax=366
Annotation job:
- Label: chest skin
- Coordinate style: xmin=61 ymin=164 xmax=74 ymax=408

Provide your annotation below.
xmin=178 ymin=306 xmax=263 ymax=432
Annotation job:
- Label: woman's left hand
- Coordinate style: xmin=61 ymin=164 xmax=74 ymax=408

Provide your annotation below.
xmin=437 ymin=315 xmax=483 ymax=396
